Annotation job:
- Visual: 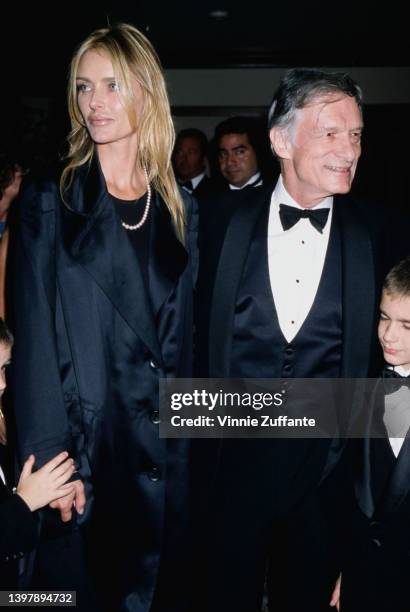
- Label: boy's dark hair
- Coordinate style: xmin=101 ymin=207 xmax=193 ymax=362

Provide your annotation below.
xmin=383 ymin=256 xmax=410 ymax=298
xmin=0 ymin=318 xmax=13 ymax=347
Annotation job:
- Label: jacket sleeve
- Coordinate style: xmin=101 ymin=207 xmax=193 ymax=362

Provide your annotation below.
xmin=0 ymin=491 xmax=38 ymax=558
xmin=11 ymin=182 xmax=72 ymax=470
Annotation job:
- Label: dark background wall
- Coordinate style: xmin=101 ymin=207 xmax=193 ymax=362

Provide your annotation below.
xmin=1 ymin=2 xmax=409 ymax=208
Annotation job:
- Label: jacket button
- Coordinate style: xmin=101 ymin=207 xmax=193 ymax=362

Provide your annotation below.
xmin=149 ymin=360 xmax=158 ymax=370
xmin=371 ymin=538 xmax=382 ymax=548
xmin=150 ymin=411 xmax=160 ymax=425
xmin=148 ymin=466 xmax=161 ymax=482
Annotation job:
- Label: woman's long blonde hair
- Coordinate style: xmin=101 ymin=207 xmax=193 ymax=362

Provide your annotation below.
xmin=61 ymin=22 xmax=185 ymax=241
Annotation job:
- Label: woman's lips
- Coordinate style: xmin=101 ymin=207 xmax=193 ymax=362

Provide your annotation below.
xmin=89 ymin=117 xmax=112 ymax=126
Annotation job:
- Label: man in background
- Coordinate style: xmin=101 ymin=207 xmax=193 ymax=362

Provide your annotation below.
xmin=214 ymin=116 xmax=276 ymax=191
xmin=173 ymin=128 xmax=215 ymax=199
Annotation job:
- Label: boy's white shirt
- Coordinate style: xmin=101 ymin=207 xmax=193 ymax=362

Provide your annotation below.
xmin=385 ymin=365 xmax=410 ymax=457
xmin=0 ymin=465 xmax=6 ymax=484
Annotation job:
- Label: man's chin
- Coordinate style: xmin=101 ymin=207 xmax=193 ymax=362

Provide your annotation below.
xmin=333 ymin=181 xmax=353 ymax=195
xmin=229 ymin=180 xmax=246 ymax=188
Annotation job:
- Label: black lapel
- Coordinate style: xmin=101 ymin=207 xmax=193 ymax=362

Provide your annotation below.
xmin=209 ymin=186 xmax=272 ymax=377
xmin=354 ymin=436 xmax=375 ymax=518
xmin=353 ymin=383 xmax=384 ymax=518
xmin=61 ymin=158 xmax=163 ymax=367
xmin=336 ymin=196 xmax=376 ymax=377
xmin=353 ymin=380 xmax=410 ymax=519
xmin=148 ymin=192 xmax=188 ymax=317
xmin=0 ymin=479 xmax=11 ymax=501
xmin=378 ymin=436 xmax=410 ymax=518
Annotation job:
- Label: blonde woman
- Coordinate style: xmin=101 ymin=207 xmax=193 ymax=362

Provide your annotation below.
xmin=12 ymin=23 xmax=196 ymax=612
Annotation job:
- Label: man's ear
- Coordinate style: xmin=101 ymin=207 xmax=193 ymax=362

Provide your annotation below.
xmin=269 ymin=126 xmax=292 ymax=160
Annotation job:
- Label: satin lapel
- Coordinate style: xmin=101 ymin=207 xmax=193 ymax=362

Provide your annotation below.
xmin=0 ymin=479 xmax=11 ymax=501
xmin=378 ymin=436 xmax=410 ymax=518
xmin=149 ymin=192 xmax=188 ymax=317
xmin=353 ymin=383 xmax=383 ymax=518
xmin=354 ymin=434 xmax=374 ymax=518
xmin=336 ymin=196 xmax=375 ymax=377
xmin=61 ymin=162 xmax=163 ymax=367
xmin=209 ymin=188 xmax=271 ymax=377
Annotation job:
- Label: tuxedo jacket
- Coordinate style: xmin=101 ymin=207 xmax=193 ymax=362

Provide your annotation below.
xmin=354 ymin=378 xmax=410 ymax=524
xmin=11 ymin=158 xmax=196 ymax=611
xmin=196 ymin=183 xmax=388 ymax=380
xmin=340 ymin=379 xmax=410 ymax=611
xmin=191 ymin=175 xmax=218 ymax=200
xmin=194 ymin=184 xmax=401 ymax=513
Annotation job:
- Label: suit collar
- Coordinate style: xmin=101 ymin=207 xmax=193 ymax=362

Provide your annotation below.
xmin=356 ymin=434 xmax=410 ymax=521
xmin=378 ymin=437 xmax=410 ymax=517
xmin=354 ymin=382 xmax=384 ymax=518
xmin=355 ymin=380 xmax=410 ymax=519
xmin=210 ymin=189 xmax=375 ymax=377
xmin=209 ymin=185 xmax=271 ymax=376
xmin=334 ymin=195 xmax=375 ymax=376
xmin=61 ymin=157 xmax=187 ymax=366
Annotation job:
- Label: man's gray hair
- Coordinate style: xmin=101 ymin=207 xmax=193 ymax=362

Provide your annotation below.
xmin=268 ymin=69 xmax=363 ymax=131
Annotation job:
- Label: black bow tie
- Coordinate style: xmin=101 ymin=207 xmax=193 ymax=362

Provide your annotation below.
xmin=381 ymin=366 xmax=410 ymax=397
xmin=179 ymin=180 xmax=193 ymax=192
xmin=382 ymin=366 xmax=409 ymax=379
xmin=279 ymin=203 xmax=330 ymax=233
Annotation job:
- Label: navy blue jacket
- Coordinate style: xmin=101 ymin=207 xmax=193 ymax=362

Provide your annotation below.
xmin=11 ymin=158 xmax=196 ymax=611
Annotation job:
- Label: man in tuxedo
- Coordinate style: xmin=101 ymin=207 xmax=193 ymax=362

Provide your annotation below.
xmin=214 ymin=115 xmax=276 ymax=191
xmin=173 ymin=128 xmax=215 ymax=199
xmin=194 ymin=69 xmax=396 ymax=612
xmin=196 ymin=117 xmax=277 ymax=281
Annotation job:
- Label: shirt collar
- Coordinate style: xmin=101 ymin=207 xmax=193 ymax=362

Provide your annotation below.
xmin=229 ymin=172 xmax=262 ymax=190
xmin=388 ymin=365 xmax=410 ymax=377
xmin=191 ymin=172 xmax=206 ymax=190
xmin=272 ymin=175 xmax=333 ymax=211
xmin=178 ymin=172 xmax=206 ymax=192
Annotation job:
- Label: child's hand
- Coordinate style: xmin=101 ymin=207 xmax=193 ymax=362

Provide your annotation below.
xmin=17 ymin=452 xmax=75 ymax=512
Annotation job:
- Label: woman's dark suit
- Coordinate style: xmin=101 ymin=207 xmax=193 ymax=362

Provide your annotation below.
xmin=11 ymin=159 xmax=196 ymax=611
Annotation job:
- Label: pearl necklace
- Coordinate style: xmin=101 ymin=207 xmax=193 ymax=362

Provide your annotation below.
xmin=121 ymin=168 xmax=152 ymax=231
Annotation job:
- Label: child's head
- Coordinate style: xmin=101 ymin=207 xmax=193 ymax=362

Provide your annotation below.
xmin=0 ymin=318 xmax=13 ymax=398
xmin=379 ymin=257 xmax=410 ymax=370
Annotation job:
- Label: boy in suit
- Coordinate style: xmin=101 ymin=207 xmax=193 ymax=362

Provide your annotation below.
xmin=331 ymin=256 xmax=410 ymax=612
xmin=0 ymin=318 xmax=76 ymax=588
